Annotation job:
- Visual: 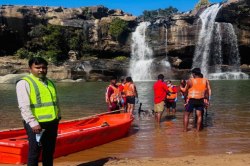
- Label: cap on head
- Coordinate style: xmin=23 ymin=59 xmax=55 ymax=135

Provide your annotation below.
xmin=191 ymin=68 xmax=201 ymax=75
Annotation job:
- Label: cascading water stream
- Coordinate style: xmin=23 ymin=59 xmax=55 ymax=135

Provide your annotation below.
xmin=192 ymin=3 xmax=248 ymax=79
xmin=209 ymin=23 xmax=249 ymax=79
xmin=163 ymin=28 xmax=171 ymax=68
xmin=129 ymin=22 xmax=154 ymax=81
xmin=213 ymin=23 xmax=222 ymax=73
xmin=192 ymin=4 xmax=222 ymax=77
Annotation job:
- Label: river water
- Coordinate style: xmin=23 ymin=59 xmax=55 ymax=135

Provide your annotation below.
xmin=1 ymin=80 xmax=250 ymax=162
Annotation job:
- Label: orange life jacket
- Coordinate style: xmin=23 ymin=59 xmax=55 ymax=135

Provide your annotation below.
xmin=188 ymin=78 xmax=207 ymax=99
xmin=166 ymin=85 xmax=177 ymax=100
xmin=106 ymin=85 xmax=120 ymax=103
xmin=123 ymin=82 xmax=135 ymax=96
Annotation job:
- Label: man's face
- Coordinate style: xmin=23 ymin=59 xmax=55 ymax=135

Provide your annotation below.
xmin=30 ymin=63 xmax=47 ymax=79
xmin=111 ymin=79 xmax=117 ymax=85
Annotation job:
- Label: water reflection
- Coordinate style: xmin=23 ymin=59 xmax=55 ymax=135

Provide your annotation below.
xmin=0 ymin=80 xmax=250 ymax=160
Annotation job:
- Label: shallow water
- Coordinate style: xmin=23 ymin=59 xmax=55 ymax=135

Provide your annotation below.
xmin=1 ymin=80 xmax=250 ymax=161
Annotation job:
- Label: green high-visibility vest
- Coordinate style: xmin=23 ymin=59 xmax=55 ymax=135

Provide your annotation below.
xmin=22 ymin=74 xmax=59 ymax=122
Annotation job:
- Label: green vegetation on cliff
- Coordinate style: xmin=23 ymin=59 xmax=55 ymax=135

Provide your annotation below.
xmin=109 ymin=18 xmax=129 ymax=41
xmin=15 ymin=24 xmax=90 ymax=63
xmin=195 ymin=0 xmax=210 ymax=10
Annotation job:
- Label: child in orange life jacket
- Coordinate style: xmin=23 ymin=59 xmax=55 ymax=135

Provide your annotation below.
xmin=165 ymin=80 xmax=178 ymax=116
xmin=105 ymin=76 xmax=120 ymax=112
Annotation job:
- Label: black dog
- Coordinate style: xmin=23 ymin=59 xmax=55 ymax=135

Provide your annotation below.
xmin=138 ymin=103 xmax=154 ymax=117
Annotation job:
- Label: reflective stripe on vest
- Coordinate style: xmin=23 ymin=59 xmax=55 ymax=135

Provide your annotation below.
xmin=22 ymin=75 xmax=58 ymax=122
xmin=188 ymin=78 xmax=207 ymax=99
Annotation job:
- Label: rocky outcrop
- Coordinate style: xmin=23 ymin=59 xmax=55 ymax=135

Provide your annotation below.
xmin=0 ymin=56 xmax=129 ymax=82
xmin=145 ymin=0 xmax=250 ymax=69
xmin=216 ymin=0 xmax=250 ymax=64
xmin=0 ymin=0 xmax=250 ymax=80
xmin=0 ymin=5 xmax=136 ymax=56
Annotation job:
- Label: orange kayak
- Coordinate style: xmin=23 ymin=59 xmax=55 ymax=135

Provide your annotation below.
xmin=0 ymin=113 xmax=133 ymax=164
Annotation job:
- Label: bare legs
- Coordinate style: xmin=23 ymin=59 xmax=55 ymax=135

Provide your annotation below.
xmin=183 ymin=110 xmax=202 ymax=132
xmin=183 ymin=111 xmax=191 ymax=132
xmin=127 ymin=103 xmax=134 ymax=114
xmin=166 ymin=108 xmax=170 ymax=115
xmin=155 ymin=112 xmax=162 ymax=124
xmin=196 ymin=110 xmax=202 ymax=131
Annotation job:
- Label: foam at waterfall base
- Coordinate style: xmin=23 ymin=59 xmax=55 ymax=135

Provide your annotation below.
xmin=208 ymin=72 xmax=249 ymax=80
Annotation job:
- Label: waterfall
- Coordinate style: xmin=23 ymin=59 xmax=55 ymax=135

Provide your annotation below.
xmin=129 ymin=22 xmax=154 ymax=81
xmin=209 ymin=23 xmax=249 ymax=80
xmin=223 ymin=23 xmax=241 ymax=71
xmin=163 ymin=28 xmax=171 ymax=68
xmin=212 ymin=23 xmax=222 ymax=73
xmin=192 ymin=4 xmax=222 ymax=77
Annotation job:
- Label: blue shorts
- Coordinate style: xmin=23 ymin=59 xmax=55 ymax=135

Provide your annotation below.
xmin=185 ymin=99 xmax=204 ymax=112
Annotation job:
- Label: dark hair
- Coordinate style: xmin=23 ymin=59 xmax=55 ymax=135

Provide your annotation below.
xmin=126 ymin=76 xmax=133 ymax=82
xmin=180 ymin=79 xmax=186 ymax=86
xmin=157 ymin=74 xmax=164 ymax=80
xmin=28 ymin=57 xmax=48 ymax=68
xmin=110 ymin=76 xmax=117 ymax=81
xmin=166 ymin=80 xmax=171 ymax=84
xmin=191 ymin=68 xmax=201 ymax=75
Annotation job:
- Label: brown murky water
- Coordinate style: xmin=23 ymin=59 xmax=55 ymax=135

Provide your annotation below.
xmin=1 ymin=80 xmax=250 ymax=163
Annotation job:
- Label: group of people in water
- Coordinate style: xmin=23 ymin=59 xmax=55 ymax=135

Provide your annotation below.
xmin=105 ymin=76 xmax=138 ymax=114
xmin=106 ymin=67 xmax=211 ymax=132
xmin=153 ymin=68 xmax=211 ymax=132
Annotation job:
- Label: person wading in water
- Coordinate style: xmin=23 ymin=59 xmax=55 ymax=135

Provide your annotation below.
xmin=123 ymin=77 xmax=138 ymax=114
xmin=153 ymin=74 xmax=169 ymax=124
xmin=183 ymin=68 xmax=211 ymax=132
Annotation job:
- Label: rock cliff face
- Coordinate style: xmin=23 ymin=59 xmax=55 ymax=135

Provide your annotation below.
xmin=0 ymin=0 xmax=250 ymax=80
xmin=0 ymin=5 xmax=136 ymax=56
xmin=145 ymin=0 xmax=250 ymax=69
xmin=216 ymin=0 xmax=250 ymax=64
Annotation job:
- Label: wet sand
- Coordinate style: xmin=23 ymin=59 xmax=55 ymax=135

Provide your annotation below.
xmin=1 ymin=153 xmax=250 ymax=166
xmin=54 ymin=153 xmax=250 ymax=166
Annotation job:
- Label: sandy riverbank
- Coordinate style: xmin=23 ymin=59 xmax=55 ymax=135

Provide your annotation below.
xmin=51 ymin=153 xmax=250 ymax=166
xmin=0 ymin=152 xmax=249 ymax=166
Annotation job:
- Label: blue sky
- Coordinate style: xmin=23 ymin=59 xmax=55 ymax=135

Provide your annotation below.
xmin=1 ymin=0 xmax=223 ymax=16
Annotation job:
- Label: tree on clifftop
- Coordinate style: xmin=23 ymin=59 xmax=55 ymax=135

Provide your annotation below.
xmin=195 ymin=0 xmax=210 ymax=10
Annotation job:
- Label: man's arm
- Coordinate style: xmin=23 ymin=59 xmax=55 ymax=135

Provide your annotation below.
xmin=105 ymin=86 xmax=112 ymax=105
xmin=133 ymin=84 xmax=138 ymax=97
xmin=16 ymin=80 xmax=41 ymax=132
xmin=206 ymin=79 xmax=212 ymax=99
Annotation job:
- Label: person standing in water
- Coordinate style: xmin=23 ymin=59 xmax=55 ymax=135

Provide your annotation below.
xmin=153 ymin=74 xmax=169 ymax=124
xmin=165 ymin=80 xmax=178 ymax=117
xmin=123 ymin=76 xmax=138 ymax=114
xmin=105 ymin=76 xmax=120 ymax=112
xmin=183 ymin=68 xmax=211 ymax=132
xmin=179 ymin=79 xmax=187 ymax=103
xmin=16 ymin=57 xmax=61 ymax=166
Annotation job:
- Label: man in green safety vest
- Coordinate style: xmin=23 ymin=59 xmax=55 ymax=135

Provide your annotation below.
xmin=16 ymin=57 xmax=61 ymax=166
